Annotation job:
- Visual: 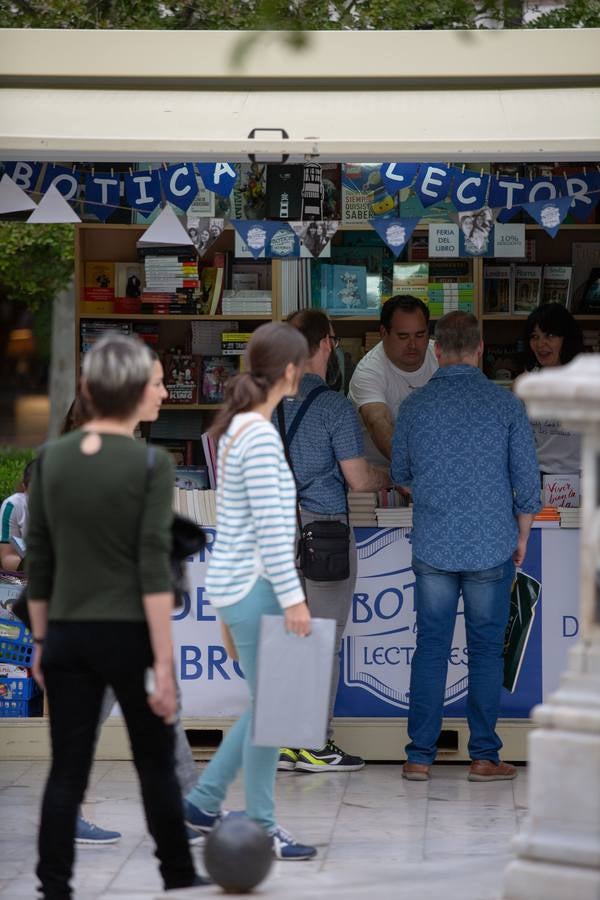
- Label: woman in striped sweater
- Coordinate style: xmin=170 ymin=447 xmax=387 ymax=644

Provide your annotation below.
xmin=184 ymin=322 xmax=318 ymax=861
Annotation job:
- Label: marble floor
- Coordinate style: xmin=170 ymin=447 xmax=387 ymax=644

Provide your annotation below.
xmin=0 ymin=759 xmax=528 ymax=900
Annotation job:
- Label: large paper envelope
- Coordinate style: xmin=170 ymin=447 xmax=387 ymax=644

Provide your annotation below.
xmin=253 ymin=615 xmax=336 ymax=749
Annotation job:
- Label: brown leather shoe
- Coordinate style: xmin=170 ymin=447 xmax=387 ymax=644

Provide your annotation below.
xmin=402 ymin=762 xmax=430 ymax=781
xmin=468 ymin=760 xmax=517 ymax=781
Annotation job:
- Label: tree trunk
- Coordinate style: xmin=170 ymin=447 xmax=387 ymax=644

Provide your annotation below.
xmin=47 ymin=279 xmax=76 ymax=439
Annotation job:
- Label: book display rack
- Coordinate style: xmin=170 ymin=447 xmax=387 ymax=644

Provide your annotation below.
xmin=74 ymin=163 xmax=600 ymax=470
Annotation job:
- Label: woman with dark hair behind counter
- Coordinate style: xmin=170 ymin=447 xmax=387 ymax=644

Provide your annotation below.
xmin=523 ymin=302 xmax=585 ymax=479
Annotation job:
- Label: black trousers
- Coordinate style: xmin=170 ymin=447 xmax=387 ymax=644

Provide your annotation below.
xmin=37 ymin=621 xmax=196 ymax=899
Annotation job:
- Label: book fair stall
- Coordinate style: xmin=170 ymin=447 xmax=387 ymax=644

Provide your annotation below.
xmin=1 ymin=27 xmax=599 ymax=761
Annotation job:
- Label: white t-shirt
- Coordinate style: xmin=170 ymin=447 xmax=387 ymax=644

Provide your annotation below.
xmin=531 ymin=418 xmax=581 ymax=476
xmin=0 ymin=491 xmax=28 ymax=545
xmin=348 ymin=340 xmax=439 ymax=466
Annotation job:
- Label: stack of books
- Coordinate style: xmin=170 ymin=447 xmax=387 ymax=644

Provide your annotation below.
xmin=348 ymin=492 xmax=377 ymax=526
xmin=533 ymin=506 xmax=561 ymax=523
xmin=191 ymin=321 xmax=239 ymax=356
xmin=201 ymin=431 xmax=217 ymax=489
xmin=377 ymin=488 xmax=409 ymax=508
xmin=173 ymin=488 xmax=217 ymax=526
xmin=281 ymin=259 xmax=311 ymax=317
xmin=557 ymin=508 xmax=580 ymax=529
xmin=80 ymin=319 xmax=132 ymax=356
xmin=375 ymin=507 xmax=413 ymax=528
xmin=141 ymin=252 xmax=199 ymax=314
xmin=427 ymin=282 xmax=474 ymax=316
xmin=221 ymin=291 xmax=272 ymax=315
xmin=221 ymin=332 xmax=251 ymax=356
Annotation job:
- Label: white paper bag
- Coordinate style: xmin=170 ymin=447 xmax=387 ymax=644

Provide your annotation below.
xmin=253 ymin=615 xmax=336 ymax=749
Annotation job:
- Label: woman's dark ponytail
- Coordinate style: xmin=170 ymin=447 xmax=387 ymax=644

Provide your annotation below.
xmin=210 ymin=373 xmax=268 ymax=438
xmin=210 ymin=322 xmax=308 ymax=439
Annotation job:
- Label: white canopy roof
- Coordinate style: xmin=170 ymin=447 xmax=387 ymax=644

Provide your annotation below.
xmin=1 ymin=28 xmax=599 ymax=161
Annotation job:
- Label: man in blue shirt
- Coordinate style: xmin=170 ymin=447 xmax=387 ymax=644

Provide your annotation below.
xmin=276 ymin=309 xmax=390 ymax=772
xmin=391 ymin=311 xmax=541 ymax=782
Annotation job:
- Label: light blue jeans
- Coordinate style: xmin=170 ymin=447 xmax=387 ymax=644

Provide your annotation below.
xmin=406 ymin=555 xmax=514 ymax=765
xmin=186 ymin=577 xmax=281 ymax=830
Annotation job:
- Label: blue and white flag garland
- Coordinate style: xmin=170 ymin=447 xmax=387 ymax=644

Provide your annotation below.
xmin=450 ymin=169 xmax=490 ymax=213
xmin=41 ymin=164 xmax=80 ymax=201
xmin=85 ymin=171 xmax=120 ymax=222
xmin=379 ymin=163 xmax=420 ymax=198
xmin=159 ymin=163 xmax=199 ymax=212
xmin=232 ymin=221 xmax=300 ymax=259
xmin=370 ymin=217 xmax=420 ymax=258
xmin=2 ymin=161 xmax=42 ymax=194
xmin=124 ymin=169 xmax=162 ymax=219
xmin=3 ymin=159 xmax=600 ymax=241
xmin=196 ymin=163 xmax=237 ymax=199
xmin=523 ymin=196 xmax=572 ymax=238
xmin=413 ymin=164 xmax=453 ymax=208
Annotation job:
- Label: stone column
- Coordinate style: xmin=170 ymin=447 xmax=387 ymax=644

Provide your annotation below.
xmin=502 ymin=356 xmax=600 ymax=900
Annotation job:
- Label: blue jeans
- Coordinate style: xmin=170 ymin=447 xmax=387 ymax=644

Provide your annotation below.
xmin=187 ymin=577 xmax=281 ymax=831
xmin=406 ymin=555 xmax=514 ymax=765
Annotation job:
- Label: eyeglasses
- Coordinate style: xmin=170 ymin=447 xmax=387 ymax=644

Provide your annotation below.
xmin=327 ymin=334 xmax=340 ymax=349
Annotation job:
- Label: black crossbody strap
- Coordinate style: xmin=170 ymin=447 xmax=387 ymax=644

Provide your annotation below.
xmin=276 ymin=401 xmax=303 ymax=534
xmin=276 ymin=383 xmax=348 ymax=531
xmin=286 ymin=384 xmax=329 ymax=447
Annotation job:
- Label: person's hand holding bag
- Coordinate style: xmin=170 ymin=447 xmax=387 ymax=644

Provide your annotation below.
xmin=284 ymin=600 xmax=311 ymax=637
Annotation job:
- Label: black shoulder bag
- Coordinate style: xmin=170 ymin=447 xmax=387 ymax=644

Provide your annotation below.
xmin=276 ymin=386 xmax=351 ymax=582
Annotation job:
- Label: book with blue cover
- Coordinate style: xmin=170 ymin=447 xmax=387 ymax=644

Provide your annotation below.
xmin=320 ymin=264 xmax=368 ymax=315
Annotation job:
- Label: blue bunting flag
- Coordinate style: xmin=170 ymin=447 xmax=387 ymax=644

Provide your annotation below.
xmin=84 ymin=172 xmax=120 ymax=222
xmin=523 ymin=196 xmax=573 ymax=238
xmin=196 ymin=163 xmax=237 ymax=199
xmin=370 ymin=217 xmax=421 ymax=258
xmin=124 ymin=169 xmax=161 ymax=219
xmin=160 ymin=163 xmax=199 ymax=212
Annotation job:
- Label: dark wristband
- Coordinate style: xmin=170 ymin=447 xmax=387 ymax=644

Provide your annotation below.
xmin=33 ymin=638 xmax=45 ymax=645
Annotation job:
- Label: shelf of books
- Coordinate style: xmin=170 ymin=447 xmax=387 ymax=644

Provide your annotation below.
xmin=74 ymin=160 xmax=600 ymax=484
xmin=481 ymin=224 xmax=600 ymax=384
xmin=76 ymin=220 xmax=281 ymax=480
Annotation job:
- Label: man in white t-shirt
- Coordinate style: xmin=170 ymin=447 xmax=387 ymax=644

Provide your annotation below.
xmin=348 ymin=296 xmax=438 ymax=466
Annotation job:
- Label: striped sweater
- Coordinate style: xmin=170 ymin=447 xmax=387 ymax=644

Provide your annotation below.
xmin=205 ymin=412 xmax=304 ymax=609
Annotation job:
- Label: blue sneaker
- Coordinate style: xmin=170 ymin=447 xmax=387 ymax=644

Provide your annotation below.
xmin=186 ymin=825 xmax=204 ymax=846
xmin=184 ymin=799 xmax=222 ymax=834
xmin=75 ymin=816 xmax=121 ymax=845
xmin=270 ymin=825 xmax=317 ymax=861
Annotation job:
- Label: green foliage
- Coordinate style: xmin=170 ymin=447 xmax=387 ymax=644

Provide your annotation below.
xmin=0 ymin=223 xmax=74 ymax=312
xmin=527 ymin=0 xmax=600 ymax=27
xmin=0 ymin=447 xmax=35 ymax=504
xmin=1 ymin=0 xmax=597 ymax=30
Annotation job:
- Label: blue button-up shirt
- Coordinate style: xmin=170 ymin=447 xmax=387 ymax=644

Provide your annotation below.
xmin=391 ymin=365 xmax=541 ymax=571
xmin=274 ymin=373 xmax=364 ymax=515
